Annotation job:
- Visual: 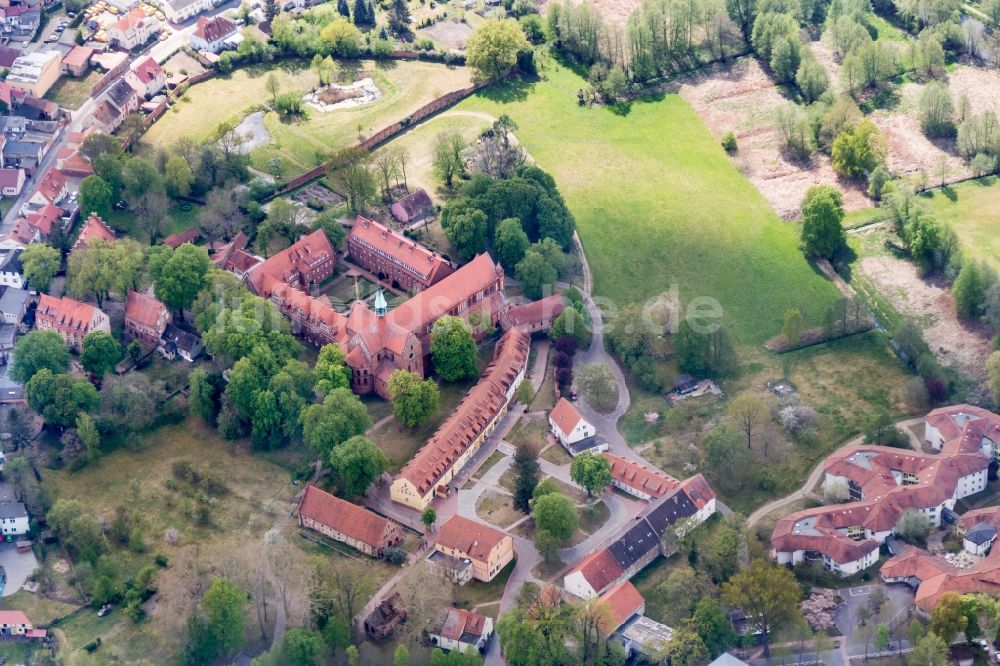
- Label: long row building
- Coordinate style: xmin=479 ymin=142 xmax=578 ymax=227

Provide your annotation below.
xmin=771 ymin=405 xmax=1000 ymax=577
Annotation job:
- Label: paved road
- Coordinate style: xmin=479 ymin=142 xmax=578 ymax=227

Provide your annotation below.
xmin=148 ymin=1 xmax=239 ymax=64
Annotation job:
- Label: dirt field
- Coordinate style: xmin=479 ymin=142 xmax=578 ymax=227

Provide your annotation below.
xmin=680 ymin=49 xmax=1000 ymax=219
xmin=419 ymin=19 xmax=473 ymax=50
xmin=857 ymin=240 xmax=992 ymax=385
xmin=678 ymin=56 xmax=870 ymax=218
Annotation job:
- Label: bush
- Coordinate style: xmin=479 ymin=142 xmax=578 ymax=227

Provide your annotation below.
xmin=383 ymin=546 xmax=407 ymax=564
xmin=721 ymin=132 xmax=738 ymax=153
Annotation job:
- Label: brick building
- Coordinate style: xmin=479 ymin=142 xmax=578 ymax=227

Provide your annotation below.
xmin=35 ymin=294 xmax=110 ymax=350
xmin=297 ymin=484 xmax=403 ymax=558
xmin=347 ymin=216 xmax=454 ymax=292
xmin=124 ymin=290 xmax=170 ymax=346
xmin=431 ymin=516 xmax=515 ymax=583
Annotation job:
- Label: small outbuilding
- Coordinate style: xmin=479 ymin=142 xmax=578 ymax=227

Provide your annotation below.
xmin=964 ymin=523 xmax=997 ymax=556
xmin=390 ymin=188 xmax=435 ymax=226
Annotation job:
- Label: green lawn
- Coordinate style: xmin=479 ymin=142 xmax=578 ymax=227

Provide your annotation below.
xmin=45 ymin=71 xmax=102 ymax=110
xmin=457 ymin=60 xmax=842 ymax=347
xmin=144 ymin=59 xmax=474 ymax=179
xmin=103 ymin=201 xmax=201 ymax=245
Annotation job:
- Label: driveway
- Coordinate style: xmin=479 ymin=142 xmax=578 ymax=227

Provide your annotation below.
xmin=0 ymin=543 xmax=38 ymax=597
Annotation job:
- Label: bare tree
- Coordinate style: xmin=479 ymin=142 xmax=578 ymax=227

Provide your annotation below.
xmin=726 ymin=395 xmax=770 ymax=451
xmin=373 ymin=151 xmax=400 ymax=202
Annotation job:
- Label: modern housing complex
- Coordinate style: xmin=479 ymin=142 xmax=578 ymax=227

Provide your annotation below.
xmin=772 ymin=405 xmax=999 ymax=577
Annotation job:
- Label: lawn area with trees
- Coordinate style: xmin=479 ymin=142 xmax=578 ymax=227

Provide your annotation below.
xmin=142 ymin=59 xmax=474 ymax=180
xmin=458 ymin=61 xmax=842 ymax=348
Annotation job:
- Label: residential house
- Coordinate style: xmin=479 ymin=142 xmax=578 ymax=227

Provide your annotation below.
xmin=22 ymin=204 xmax=61 ymax=241
xmin=106 ymin=77 xmax=140 ymax=117
xmin=158 ymin=323 xmax=203 ymax=362
xmin=35 ymin=294 xmax=111 ymax=350
xmin=72 ymin=213 xmax=116 ymax=253
xmin=0 ymin=502 xmax=29 ymax=536
xmin=347 ymin=215 xmax=454 ymax=292
xmin=363 ymin=593 xmax=407 ymax=641
xmin=0 ymin=169 xmax=25 ymax=198
xmin=963 ymin=523 xmax=997 ymax=556
xmin=615 ymin=615 xmax=674 ymax=661
xmin=0 ymin=286 xmax=29 ymax=325
xmin=597 ymin=581 xmax=645 ymax=635
xmin=604 ymin=452 xmax=680 ymax=501
xmin=429 ymin=607 xmax=493 ymax=654
xmin=772 ymin=407 xmax=997 ymax=577
xmin=2 ymin=139 xmax=42 ymax=173
xmin=0 ymin=610 xmax=33 ymax=636
xmin=5 ymin=51 xmax=61 ymax=98
xmin=297 ymin=484 xmax=403 ymax=557
xmin=390 ymin=188 xmax=435 ymax=226
xmin=124 ymin=290 xmax=170 ymax=346
xmin=0 ymin=249 xmax=25 ymax=289
xmin=162 ymin=0 xmax=213 ymax=23
xmin=431 ymin=516 xmax=515 ymax=583
xmin=0 ymin=7 xmax=41 ymax=41
xmin=0 ymin=46 xmax=20 ymax=70
xmin=126 ymin=56 xmax=166 ymax=98
xmin=85 ymin=99 xmax=125 ymax=134
xmin=27 ymin=167 xmax=66 ymax=207
xmin=564 ymin=476 xmax=717 ymax=598
xmin=500 ymin=294 xmax=564 ymax=334
xmin=391 ymin=329 xmax=528 ymax=510
xmin=105 ymin=7 xmax=159 ymax=50
xmin=163 ymin=227 xmax=200 ymax=249
xmin=62 ymin=45 xmax=93 ymax=77
xmin=549 ymin=398 xmax=605 ymax=456
xmin=189 ymin=15 xmax=239 ymax=53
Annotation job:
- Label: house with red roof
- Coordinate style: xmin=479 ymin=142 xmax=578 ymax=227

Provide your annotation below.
xmin=124 ymin=291 xmax=170 ymax=346
xmin=126 ymin=56 xmax=166 ymax=98
xmin=549 ymin=397 xmax=602 ymax=456
xmin=429 ymin=607 xmax=493 ymax=654
xmin=0 ymin=169 xmax=25 ymax=198
xmin=0 ymin=610 xmax=42 ymax=638
xmin=431 ymin=516 xmax=515 ymax=582
xmin=35 ymin=294 xmax=110 ymax=351
xmin=72 ymin=214 xmax=116 ymax=253
xmin=604 ymin=452 xmax=680 ymax=501
xmin=105 ymin=8 xmax=160 ymax=50
xmin=189 ymin=15 xmax=239 ymax=53
xmin=390 ymin=188 xmax=435 ymax=226
xmin=297 ymin=484 xmax=402 ymax=557
xmin=598 ymin=581 xmax=645 ymax=634
xmin=61 ymin=45 xmax=93 ymax=77
xmin=347 ymin=215 xmax=454 ymax=292
xmin=27 ymin=167 xmax=66 ymax=207
xmin=501 ymin=294 xmax=565 ymax=333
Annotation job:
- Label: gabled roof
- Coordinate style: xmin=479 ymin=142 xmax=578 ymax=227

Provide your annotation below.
xmin=391 ymin=188 xmax=434 ymax=219
xmin=106 ymin=78 xmax=137 ymax=110
xmin=24 ymin=204 xmax=62 ymax=235
xmin=0 ymin=610 xmax=30 ymax=627
xmin=62 ymin=45 xmax=92 ymax=69
xmin=193 ymin=15 xmax=238 ymax=42
xmin=505 ymin=294 xmax=564 ymax=329
xmin=349 ymin=215 xmax=453 ymax=285
xmin=124 ymin=291 xmax=168 ymax=329
xmin=0 ymin=169 xmax=24 ymax=190
xmin=598 ymin=581 xmax=644 ymax=634
xmin=436 ymin=515 xmax=507 ymax=563
xmin=130 ymin=56 xmax=163 ymax=84
xmin=163 ymin=227 xmax=200 ymax=249
xmin=569 ymin=547 xmax=624 ymax=594
xmin=297 ymin=484 xmax=396 ymax=550
xmin=0 ymin=46 xmax=20 ymax=69
xmin=431 ymin=607 xmax=490 ymax=642
xmin=74 ymin=214 xmax=115 ymax=250
xmin=550 ymin=397 xmax=585 ymax=438
xmin=604 ymin=452 xmax=679 ymax=499
xmin=37 ymin=294 xmax=101 ymax=331
xmin=247 ymin=229 xmax=334 ymax=292
xmin=35 ymin=167 xmax=65 ymax=203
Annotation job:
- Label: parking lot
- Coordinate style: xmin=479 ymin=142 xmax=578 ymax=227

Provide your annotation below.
xmin=836 ymin=583 xmax=915 ymax=656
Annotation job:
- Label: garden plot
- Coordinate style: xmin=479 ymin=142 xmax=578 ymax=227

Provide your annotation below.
xmin=418 ymin=19 xmax=473 ymax=50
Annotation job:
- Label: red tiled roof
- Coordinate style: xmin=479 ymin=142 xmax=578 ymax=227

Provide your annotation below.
xmin=433 ymin=607 xmax=489 ymax=642
xmin=25 ymin=204 xmax=61 ymax=235
xmin=505 ymin=294 xmax=564 ymax=329
xmin=349 ymin=215 xmax=453 ymax=285
xmin=549 ymin=397 xmax=584 ymax=438
xmin=247 ymin=229 xmax=334 ymax=292
xmin=131 ymin=56 xmax=163 ymax=84
xmin=35 ymin=168 xmax=65 ymax=203
xmin=74 ymin=214 xmax=116 ymax=250
xmin=436 ymin=515 xmax=508 ymax=564
xmin=193 ymin=15 xmax=237 ymax=42
xmin=598 ymin=581 xmax=644 ymax=633
xmin=124 ymin=290 xmax=168 ymax=330
xmin=603 ymin=452 xmax=679 ymax=499
xmin=571 ymin=548 xmax=624 ymax=594
xmin=297 ymin=484 xmax=397 ymax=550
xmin=396 ymin=329 xmax=529 ymax=495
xmin=391 ymin=188 xmax=434 ymax=220
xmin=62 ymin=45 xmax=92 ymax=69
xmin=163 ymin=227 xmax=199 ymax=249
xmin=0 ymin=169 xmax=23 ymax=190
xmin=37 ymin=294 xmax=100 ymax=331
xmin=0 ymin=610 xmax=30 ymax=627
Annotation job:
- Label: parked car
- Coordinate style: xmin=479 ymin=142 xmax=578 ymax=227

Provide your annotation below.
xmin=44 ymin=33 xmax=58 ymax=42
xmin=97 ymin=604 xmax=112 ymax=617
xmin=55 ymin=25 xmax=65 ymax=32
xmin=114 ymin=200 xmax=128 ymax=210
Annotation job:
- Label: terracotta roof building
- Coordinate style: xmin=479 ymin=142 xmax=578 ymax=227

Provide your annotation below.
xmin=391 ymin=329 xmax=529 ymax=510
xmin=28 ymin=167 xmax=66 ymax=207
xmin=429 ymin=607 xmax=493 ymax=654
xmin=598 ymin=581 xmax=645 ymax=634
xmin=163 ymin=227 xmax=200 ymax=249
xmin=549 ymin=397 xmax=599 ymax=454
xmin=432 ymin=516 xmax=515 ymax=582
xmin=72 ymin=214 xmax=116 ymax=253
xmin=347 ymin=215 xmax=454 ymax=292
xmin=772 ymin=406 xmax=997 ymax=577
xmin=390 ymin=188 xmax=435 ymax=225
xmin=297 ymin=484 xmax=403 ymax=558
xmin=604 ymin=452 xmax=680 ymax=500
xmin=124 ymin=290 xmax=170 ymax=346
xmin=62 ymin=45 xmax=93 ymax=77
xmin=35 ymin=294 xmax=111 ymax=351
xmin=189 ymin=15 xmax=238 ymax=53
xmin=501 ymin=294 xmax=565 ymax=333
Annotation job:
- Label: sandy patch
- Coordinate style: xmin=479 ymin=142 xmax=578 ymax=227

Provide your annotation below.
xmin=233 ymin=111 xmax=269 ymax=154
xmin=303 ymin=78 xmax=381 ymax=113
xmin=678 ymin=57 xmax=871 ymax=218
xmin=859 ymin=252 xmax=991 ymax=385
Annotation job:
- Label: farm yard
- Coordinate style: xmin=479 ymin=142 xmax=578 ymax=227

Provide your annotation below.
xmin=142 ymin=59 xmax=474 ymax=180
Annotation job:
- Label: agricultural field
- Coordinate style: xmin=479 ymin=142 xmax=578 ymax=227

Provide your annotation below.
xmin=458 ymin=61 xmax=842 ymax=349
xmin=143 ymin=59 xmax=474 ymax=180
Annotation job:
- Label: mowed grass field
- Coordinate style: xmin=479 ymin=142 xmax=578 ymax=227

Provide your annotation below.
xmin=457 ymin=62 xmax=841 ymax=347
xmin=144 ymin=59 xmax=473 ymax=178
xmin=845 ymin=176 xmax=1000 ymax=269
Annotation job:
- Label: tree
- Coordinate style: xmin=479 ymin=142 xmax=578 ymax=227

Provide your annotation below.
xmin=123 ymin=157 xmax=163 ymax=202
xmin=11 ymin=330 xmax=69 ymax=383
xmin=387 ymin=370 xmax=440 ymax=428
xmin=726 ymin=394 xmax=769 ymax=451
xmin=442 ymin=205 xmax=487 ymax=261
xmin=25 ymin=370 xmax=99 ymax=429
xmin=164 ymin=155 xmax=195 ymax=198
xmin=907 ymin=632 xmax=948 ymax=666
xmin=388 ymin=0 xmax=411 ymax=35
xmin=656 ymin=567 xmax=705 ymax=625
xmin=202 ymin=578 xmax=248 ymax=658
xmin=664 ymin=628 xmax=710 ymax=666
xmin=721 ymin=559 xmax=802 ymax=657
xmin=952 ymin=260 xmax=989 ymax=319
xmin=576 ymin=363 xmax=618 ymax=413
xmin=155 ymin=243 xmax=211 ymax=317
xmin=280 ymin=627 xmax=324 ymax=666
xmin=81 ymin=133 xmax=120 ymax=162
xmin=896 ymin=509 xmax=931 ymax=544
xmin=422 ymin=507 xmax=437 ymax=529
xmin=67 ymin=239 xmax=144 ymax=307
xmin=80 ymin=330 xmax=121 ymax=378
xmin=6 ymin=409 xmax=33 ymax=452
xmin=796 ymin=57 xmax=829 ymax=103
xmin=800 ymin=185 xmax=847 ymax=260
xmin=200 ymin=188 xmax=246 ymax=241
xmin=513 ymin=445 xmax=540 ymax=513
xmin=20 ymin=244 xmax=61 ymax=293
xmin=928 ymin=592 xmax=966 ymax=645
xmin=919 ymin=82 xmax=956 ymax=138
xmin=832 ymin=119 xmax=887 ymax=179
xmin=515 ymin=249 xmax=558 ymax=300
xmin=431 ymin=316 xmax=479 ymax=382
xmin=782 ymin=308 xmax=805 ymax=344
xmin=328 ymin=435 xmax=388 ymax=496
xmin=569 ymin=452 xmax=612 ymax=497
xmin=551 ymin=307 xmax=591 ymax=349
xmin=393 ymin=643 xmax=411 ymax=666
xmin=494 ymin=218 xmax=531 ymax=271
xmin=433 ymin=132 xmax=467 ymax=189
xmin=313 ymin=344 xmax=351 ymax=395
xmin=189 ymin=367 xmax=220 ymax=423
xmin=320 ymin=18 xmax=362 ymax=56
xmin=466 ymin=19 xmax=530 ymax=79
xmin=692 ymin=597 xmax=738 ymax=657
xmin=266 ymin=73 xmax=281 ymax=104
xmin=79 ymin=175 xmax=114 ymax=219
xmin=101 ymin=374 xmax=167 ymax=432
xmin=300 ymin=388 xmax=372 ymax=459
xmin=327 ymin=148 xmax=375 ymax=213
xmin=532 ymin=492 xmax=578 ymax=541
xmin=76 ymin=412 xmax=101 ymax=461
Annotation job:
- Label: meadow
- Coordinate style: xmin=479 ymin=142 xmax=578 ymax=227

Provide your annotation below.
xmin=143 ymin=59 xmax=473 ymax=179
xmin=457 ymin=61 xmax=842 ymax=348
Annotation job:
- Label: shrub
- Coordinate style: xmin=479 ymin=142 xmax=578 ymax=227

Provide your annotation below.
xmin=383 ymin=546 xmax=407 ymax=564
xmin=721 ymin=131 xmax=738 ymax=153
